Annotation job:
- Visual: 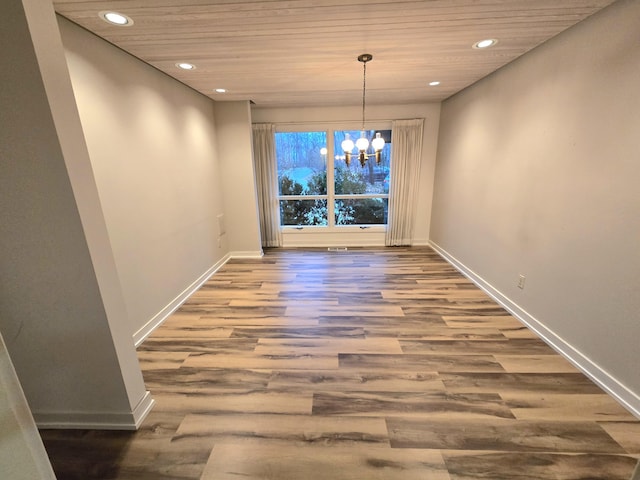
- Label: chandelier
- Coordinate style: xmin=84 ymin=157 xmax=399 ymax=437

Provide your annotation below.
xmin=341 ymin=54 xmax=385 ymax=167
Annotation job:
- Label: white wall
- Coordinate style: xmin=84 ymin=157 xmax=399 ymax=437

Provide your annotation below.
xmin=430 ymin=0 xmax=640 ymax=415
xmin=252 ymin=104 xmax=440 ymax=247
xmin=58 ymin=17 xmax=230 ymax=342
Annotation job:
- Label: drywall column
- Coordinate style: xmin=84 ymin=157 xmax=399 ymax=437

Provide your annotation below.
xmin=0 ymin=333 xmax=55 ymax=479
xmin=0 ymin=0 xmax=151 ymax=428
xmin=214 ymin=101 xmax=263 ymax=256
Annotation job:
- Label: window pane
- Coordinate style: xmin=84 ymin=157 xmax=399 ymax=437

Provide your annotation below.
xmin=280 ymin=199 xmax=328 ymax=226
xmin=335 ymin=198 xmax=388 ymax=225
xmin=276 ymin=132 xmax=327 ymax=196
xmin=334 ymin=130 xmax=391 ymax=195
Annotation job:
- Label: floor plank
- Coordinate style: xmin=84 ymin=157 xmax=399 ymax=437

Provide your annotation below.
xmin=502 ymin=393 xmax=636 ymax=421
xmin=255 ymin=338 xmax=404 ymax=355
xmin=175 ymin=413 xmax=390 ymax=447
xmin=201 ymin=443 xmax=451 ymax=480
xmin=267 ymin=369 xmax=446 ymax=393
xmin=338 ymin=353 xmax=506 ymax=372
xmin=443 ymin=451 xmax=637 ymax=480
xmin=312 ymin=391 xmax=516 ymax=420
xmin=387 ymin=417 xmax=625 ymax=452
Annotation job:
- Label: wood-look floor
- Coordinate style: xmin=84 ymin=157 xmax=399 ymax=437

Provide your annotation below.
xmin=41 ymin=247 xmax=640 ymax=479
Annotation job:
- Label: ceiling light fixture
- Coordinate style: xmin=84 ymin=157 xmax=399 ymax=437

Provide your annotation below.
xmin=473 ymin=39 xmax=498 ymax=49
xmin=176 ymin=62 xmax=196 ymax=70
xmin=429 ymin=81 xmax=441 ymax=86
xmin=215 ymin=88 xmax=226 ymax=93
xmin=99 ymin=11 xmax=133 ymax=26
xmin=341 ymin=53 xmax=385 ymax=167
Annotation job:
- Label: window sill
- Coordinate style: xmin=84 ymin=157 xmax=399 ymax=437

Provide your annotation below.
xmin=281 ymin=225 xmax=387 ymax=233
xmin=279 ymin=226 xmax=387 ymax=247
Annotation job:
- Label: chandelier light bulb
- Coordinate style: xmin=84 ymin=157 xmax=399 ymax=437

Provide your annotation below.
xmin=371 ymin=132 xmax=385 ymax=151
xmin=356 ymin=134 xmax=369 ymax=152
xmin=341 ymin=134 xmax=355 ymax=153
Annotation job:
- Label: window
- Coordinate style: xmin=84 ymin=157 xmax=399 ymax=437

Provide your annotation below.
xmin=276 ymin=131 xmax=328 ymax=226
xmin=276 ymin=128 xmax=391 ymax=228
xmin=334 ymin=130 xmax=390 ymax=225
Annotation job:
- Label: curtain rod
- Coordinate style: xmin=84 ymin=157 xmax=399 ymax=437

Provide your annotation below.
xmin=272 ymin=120 xmax=393 ymax=127
xmin=256 ymin=118 xmax=423 ymax=127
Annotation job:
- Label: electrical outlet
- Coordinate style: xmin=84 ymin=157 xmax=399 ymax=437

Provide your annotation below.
xmin=217 ymin=214 xmax=226 ymax=236
xmin=518 ymin=274 xmax=526 ymax=289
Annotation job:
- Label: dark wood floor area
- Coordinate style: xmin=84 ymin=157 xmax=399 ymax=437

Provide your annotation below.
xmin=41 ymin=247 xmax=640 ymax=479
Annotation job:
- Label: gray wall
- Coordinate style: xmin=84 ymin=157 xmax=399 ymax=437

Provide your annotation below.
xmin=430 ymin=0 xmax=640 ymax=414
xmin=59 ymin=17 xmax=231 ymax=342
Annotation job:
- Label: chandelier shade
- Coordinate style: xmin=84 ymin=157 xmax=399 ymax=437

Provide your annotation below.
xmin=341 ymin=134 xmax=355 ymax=154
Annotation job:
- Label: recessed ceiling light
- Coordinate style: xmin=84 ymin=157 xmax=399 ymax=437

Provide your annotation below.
xmin=99 ymin=11 xmax=133 ymax=26
xmin=215 ymin=88 xmax=227 ymax=93
xmin=176 ymin=63 xmax=196 ymax=70
xmin=429 ymin=81 xmax=441 ymax=86
xmin=473 ymin=39 xmax=498 ymax=49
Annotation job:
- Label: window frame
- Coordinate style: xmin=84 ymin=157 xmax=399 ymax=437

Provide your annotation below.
xmin=275 ymin=122 xmax=391 ymax=232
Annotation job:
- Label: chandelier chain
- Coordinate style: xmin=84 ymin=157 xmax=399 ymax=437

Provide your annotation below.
xmin=361 ymin=60 xmax=367 ymax=131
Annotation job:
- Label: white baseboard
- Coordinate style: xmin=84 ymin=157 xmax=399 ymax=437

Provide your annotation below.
xmin=133 ymin=255 xmax=232 ymax=347
xmin=35 ymin=391 xmax=154 ymax=431
xmin=429 ymin=241 xmax=640 ymax=419
xmin=132 ymin=390 xmax=155 ymax=428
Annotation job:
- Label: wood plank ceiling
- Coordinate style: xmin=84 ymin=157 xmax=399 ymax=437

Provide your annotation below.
xmin=52 ymin=0 xmax=616 ymax=108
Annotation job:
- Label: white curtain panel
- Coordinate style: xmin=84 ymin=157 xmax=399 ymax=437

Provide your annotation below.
xmin=386 ymin=118 xmax=425 ymax=246
xmin=252 ymin=123 xmax=281 ymax=247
